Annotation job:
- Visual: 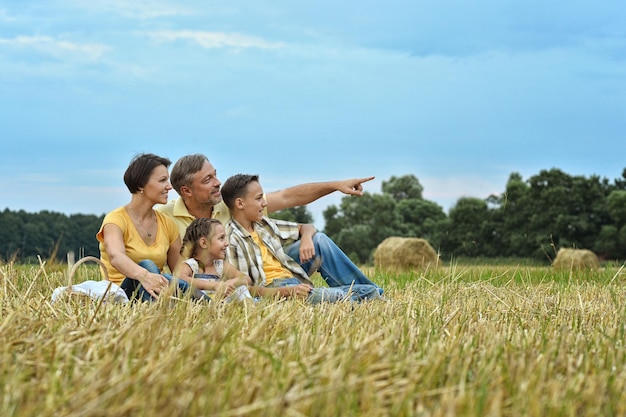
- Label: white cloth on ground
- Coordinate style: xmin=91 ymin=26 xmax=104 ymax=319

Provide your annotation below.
xmin=51 ymin=280 xmax=129 ymax=303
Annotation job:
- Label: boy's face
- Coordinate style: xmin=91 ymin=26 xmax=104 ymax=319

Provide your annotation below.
xmin=240 ymin=180 xmax=267 ymax=223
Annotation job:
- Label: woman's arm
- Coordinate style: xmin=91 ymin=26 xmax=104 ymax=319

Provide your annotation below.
xmin=166 ymin=236 xmax=182 ymax=276
xmin=102 ymin=223 xmax=168 ymax=298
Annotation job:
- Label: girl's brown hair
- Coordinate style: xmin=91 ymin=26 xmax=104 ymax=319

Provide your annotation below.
xmin=180 ymin=218 xmax=223 ymax=267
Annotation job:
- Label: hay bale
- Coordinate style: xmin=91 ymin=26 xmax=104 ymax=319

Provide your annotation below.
xmin=552 ymin=248 xmax=599 ymax=270
xmin=373 ymin=237 xmax=439 ymax=271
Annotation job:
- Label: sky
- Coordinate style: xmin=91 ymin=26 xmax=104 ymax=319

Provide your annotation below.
xmin=1 ymin=1 xmax=625 ymax=228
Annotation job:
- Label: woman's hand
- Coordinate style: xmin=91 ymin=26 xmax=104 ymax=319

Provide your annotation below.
xmin=139 ymin=271 xmax=169 ymax=299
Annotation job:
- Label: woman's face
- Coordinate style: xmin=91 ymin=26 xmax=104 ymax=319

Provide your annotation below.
xmin=142 ymin=165 xmax=172 ymax=205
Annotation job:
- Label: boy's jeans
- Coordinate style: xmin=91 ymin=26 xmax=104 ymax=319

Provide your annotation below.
xmin=267 ymin=277 xmax=381 ymax=304
xmin=285 ymin=232 xmax=383 ymax=295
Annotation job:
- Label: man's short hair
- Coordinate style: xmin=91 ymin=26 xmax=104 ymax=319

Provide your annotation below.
xmin=170 ymin=153 xmax=209 ymax=195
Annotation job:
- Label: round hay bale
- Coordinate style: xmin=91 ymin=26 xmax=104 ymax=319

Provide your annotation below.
xmin=373 ymin=237 xmax=439 ymax=271
xmin=552 ymin=248 xmax=599 ymax=270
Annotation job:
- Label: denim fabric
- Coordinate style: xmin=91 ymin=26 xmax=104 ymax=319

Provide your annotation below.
xmin=285 ymin=232 xmax=384 ymax=295
xmin=120 ymin=259 xmax=209 ymax=302
xmin=267 ymin=277 xmax=381 ymax=304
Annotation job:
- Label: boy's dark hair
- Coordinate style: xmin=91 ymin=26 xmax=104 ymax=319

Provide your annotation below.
xmin=123 ymin=153 xmax=171 ymax=193
xmin=221 ymin=174 xmax=260 ymax=209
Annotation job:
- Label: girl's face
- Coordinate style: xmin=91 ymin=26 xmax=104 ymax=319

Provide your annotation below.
xmin=208 ymin=223 xmax=229 ymax=260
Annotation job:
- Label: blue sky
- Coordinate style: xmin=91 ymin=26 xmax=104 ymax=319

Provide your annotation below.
xmin=1 ymin=1 xmax=625 ymax=228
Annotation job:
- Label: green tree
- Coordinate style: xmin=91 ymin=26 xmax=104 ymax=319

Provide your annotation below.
xmin=0 ymin=209 xmax=25 ymax=260
xmin=324 ymin=174 xmax=446 ymax=264
xmin=396 ymin=199 xmax=446 ymax=240
xmin=489 ymin=173 xmax=534 ymax=257
xmin=271 ymin=206 xmax=313 ymax=224
xmin=495 ymin=169 xmax=612 ymax=260
xmin=324 ymin=192 xmax=403 ymax=264
xmin=443 ymin=197 xmax=490 ymax=257
xmin=382 ymin=174 xmax=423 ymax=200
xmin=0 ymin=209 xmax=102 ymax=263
xmin=606 ymin=190 xmax=626 ymax=229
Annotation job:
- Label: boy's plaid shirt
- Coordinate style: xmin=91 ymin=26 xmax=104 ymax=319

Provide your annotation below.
xmin=225 ymin=216 xmax=313 ymax=287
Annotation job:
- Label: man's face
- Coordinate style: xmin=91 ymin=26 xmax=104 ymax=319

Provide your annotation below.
xmin=187 ymin=160 xmax=223 ymax=207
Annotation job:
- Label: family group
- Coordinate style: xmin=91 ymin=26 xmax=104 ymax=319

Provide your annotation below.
xmin=96 ymin=153 xmax=384 ymax=304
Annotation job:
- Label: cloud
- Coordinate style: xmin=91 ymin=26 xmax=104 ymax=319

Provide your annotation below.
xmin=0 ymin=35 xmax=109 ymax=61
xmin=16 ymin=173 xmax=64 ymax=184
xmin=0 ymin=8 xmax=15 ymax=22
xmin=72 ymin=0 xmax=192 ymax=20
xmin=147 ymin=30 xmax=285 ymax=50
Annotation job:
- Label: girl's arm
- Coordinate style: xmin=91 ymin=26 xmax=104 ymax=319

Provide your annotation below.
xmin=174 ymin=261 xmax=223 ymax=292
xmin=222 ymin=261 xmax=253 ymax=287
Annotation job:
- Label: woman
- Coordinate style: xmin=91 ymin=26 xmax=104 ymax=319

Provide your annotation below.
xmin=96 ymin=153 xmax=183 ymax=301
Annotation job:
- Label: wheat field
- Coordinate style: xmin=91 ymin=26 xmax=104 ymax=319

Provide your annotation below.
xmin=1 ymin=260 xmax=625 ymax=416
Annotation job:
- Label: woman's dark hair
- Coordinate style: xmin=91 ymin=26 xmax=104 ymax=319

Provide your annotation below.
xmin=123 ymin=153 xmax=171 ymax=193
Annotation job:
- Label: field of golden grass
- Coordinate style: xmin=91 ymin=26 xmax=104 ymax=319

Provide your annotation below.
xmin=2 ymin=260 xmax=625 ymax=416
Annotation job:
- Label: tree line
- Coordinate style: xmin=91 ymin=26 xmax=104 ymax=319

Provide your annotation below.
xmin=320 ymin=168 xmax=626 ymax=265
xmin=0 ymin=209 xmax=104 ymax=263
xmin=2 ymin=167 xmax=626 ymax=265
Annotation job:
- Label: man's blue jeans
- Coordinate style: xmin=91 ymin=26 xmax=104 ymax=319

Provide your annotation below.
xmin=120 ymin=260 xmax=209 ymax=302
xmin=285 ymin=232 xmax=384 ymax=295
xmin=267 ymin=278 xmax=381 ymax=304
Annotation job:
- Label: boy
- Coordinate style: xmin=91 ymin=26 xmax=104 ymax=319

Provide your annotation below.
xmin=221 ymin=174 xmax=382 ymax=303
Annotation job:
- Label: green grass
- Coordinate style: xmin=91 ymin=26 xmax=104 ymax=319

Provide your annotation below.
xmin=2 ymin=260 xmax=626 ymax=416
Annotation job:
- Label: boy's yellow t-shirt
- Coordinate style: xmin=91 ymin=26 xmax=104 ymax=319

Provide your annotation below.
xmin=251 ymin=231 xmax=291 ymax=285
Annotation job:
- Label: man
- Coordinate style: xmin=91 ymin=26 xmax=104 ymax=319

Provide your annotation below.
xmin=221 ymin=173 xmax=382 ymax=303
xmin=157 ymin=153 xmax=383 ymax=293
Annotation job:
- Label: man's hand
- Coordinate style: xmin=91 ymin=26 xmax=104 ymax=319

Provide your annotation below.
xmin=337 ymin=176 xmax=375 ymax=196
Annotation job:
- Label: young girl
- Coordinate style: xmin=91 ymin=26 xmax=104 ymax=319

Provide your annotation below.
xmin=176 ymin=218 xmax=253 ymax=302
